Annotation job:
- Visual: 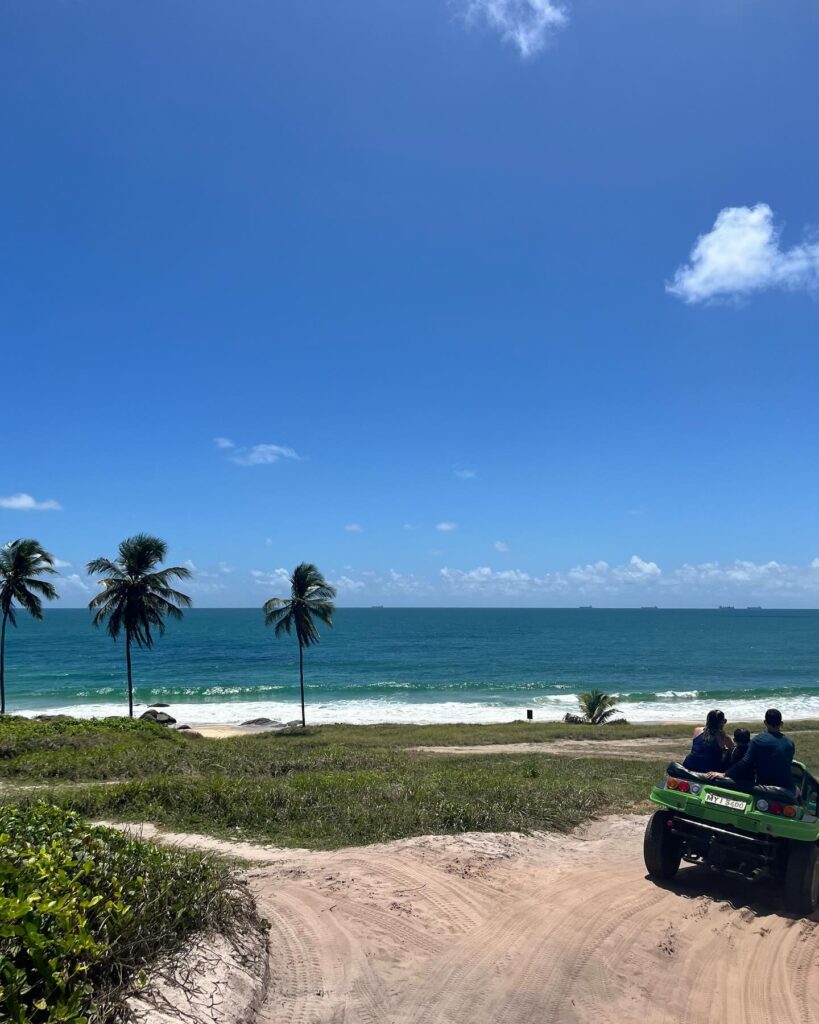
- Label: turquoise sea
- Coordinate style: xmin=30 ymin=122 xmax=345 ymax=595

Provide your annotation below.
xmin=7 ymin=608 xmax=819 ymax=725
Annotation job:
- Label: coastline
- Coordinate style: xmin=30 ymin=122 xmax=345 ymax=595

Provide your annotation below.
xmin=14 ymin=692 xmax=819 ymax=731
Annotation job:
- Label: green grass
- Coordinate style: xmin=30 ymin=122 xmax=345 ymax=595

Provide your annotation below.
xmin=0 ymin=802 xmax=259 ymax=1024
xmin=2 ymin=715 xmax=817 ymax=850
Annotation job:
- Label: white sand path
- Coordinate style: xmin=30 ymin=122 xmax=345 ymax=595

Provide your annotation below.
xmin=103 ymin=816 xmax=819 ymax=1023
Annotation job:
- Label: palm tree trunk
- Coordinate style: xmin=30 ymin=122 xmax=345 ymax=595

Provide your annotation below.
xmin=299 ymin=637 xmax=305 ymax=727
xmin=0 ymin=609 xmax=7 ymax=716
xmin=126 ymin=633 xmax=134 ymax=719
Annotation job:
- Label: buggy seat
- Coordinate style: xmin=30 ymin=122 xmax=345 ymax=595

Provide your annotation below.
xmin=665 ymin=762 xmax=797 ymax=804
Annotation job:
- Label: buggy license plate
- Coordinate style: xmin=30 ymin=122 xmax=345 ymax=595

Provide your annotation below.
xmin=704 ymin=793 xmax=747 ymax=811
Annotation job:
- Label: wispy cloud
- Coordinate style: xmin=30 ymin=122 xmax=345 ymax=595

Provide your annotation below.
xmin=436 ymin=521 xmax=458 ymax=531
xmin=332 ymin=575 xmax=366 ymax=593
xmin=54 ymin=558 xmax=72 ymax=569
xmin=454 ymin=468 xmax=477 ymax=480
xmin=403 ymin=523 xmax=415 ymax=531
xmin=251 ymin=568 xmax=292 ymax=590
xmin=232 ymin=444 xmax=299 ymax=466
xmin=344 ymin=523 xmax=364 ymax=533
xmin=213 ymin=437 xmax=235 ymax=450
xmin=0 ymin=493 xmax=62 ymax=511
xmin=668 ymin=204 xmax=819 ymax=303
xmin=59 ymin=573 xmax=89 ymax=593
xmin=460 ymin=0 xmax=568 ymax=58
xmin=494 ymin=540 xmax=509 ymax=552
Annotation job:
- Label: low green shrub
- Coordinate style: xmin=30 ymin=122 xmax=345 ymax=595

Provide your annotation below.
xmin=0 ymin=803 xmax=256 ymax=1024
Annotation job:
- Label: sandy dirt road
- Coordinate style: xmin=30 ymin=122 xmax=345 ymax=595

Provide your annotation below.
xmin=247 ymin=816 xmax=819 ymax=1024
xmin=410 ymin=737 xmax=687 ymax=760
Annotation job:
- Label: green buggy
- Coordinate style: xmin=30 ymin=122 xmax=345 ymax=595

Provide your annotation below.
xmin=645 ymin=759 xmax=819 ymax=914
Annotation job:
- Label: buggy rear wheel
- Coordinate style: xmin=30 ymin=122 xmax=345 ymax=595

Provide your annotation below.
xmin=784 ymin=840 xmax=819 ymax=916
xmin=644 ymin=810 xmax=682 ymax=880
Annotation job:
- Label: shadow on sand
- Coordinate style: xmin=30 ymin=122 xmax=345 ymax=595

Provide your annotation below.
xmin=647 ymin=861 xmax=819 ymax=925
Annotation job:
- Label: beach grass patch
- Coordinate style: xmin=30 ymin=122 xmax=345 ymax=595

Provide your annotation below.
xmin=0 ymin=802 xmax=257 ymax=1024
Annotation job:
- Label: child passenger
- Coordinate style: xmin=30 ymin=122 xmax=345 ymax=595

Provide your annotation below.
xmin=729 ymin=728 xmax=751 ymax=767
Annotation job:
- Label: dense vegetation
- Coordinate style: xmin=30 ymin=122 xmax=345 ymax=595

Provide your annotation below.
xmin=0 ymin=802 xmax=257 ymax=1024
xmin=3 ymin=715 xmax=818 ymax=850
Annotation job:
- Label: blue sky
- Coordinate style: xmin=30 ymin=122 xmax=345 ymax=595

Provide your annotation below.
xmin=2 ymin=0 xmax=819 ymax=607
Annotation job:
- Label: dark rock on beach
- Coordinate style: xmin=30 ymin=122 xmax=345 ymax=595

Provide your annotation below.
xmin=140 ymin=709 xmax=177 ymax=726
xmin=241 ymin=717 xmax=282 ymax=727
xmin=149 ymin=703 xmax=171 ymax=708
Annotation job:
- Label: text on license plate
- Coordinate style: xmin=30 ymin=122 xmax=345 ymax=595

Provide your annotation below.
xmin=704 ymin=793 xmax=747 ymax=811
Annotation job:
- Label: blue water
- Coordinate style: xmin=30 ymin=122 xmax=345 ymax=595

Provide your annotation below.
xmin=6 ymin=608 xmax=819 ymax=724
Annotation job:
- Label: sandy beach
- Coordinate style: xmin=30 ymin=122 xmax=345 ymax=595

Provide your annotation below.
xmin=109 ymin=816 xmax=819 ymax=1024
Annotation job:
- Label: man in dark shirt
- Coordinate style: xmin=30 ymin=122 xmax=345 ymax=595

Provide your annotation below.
xmin=708 ymin=708 xmax=796 ymax=793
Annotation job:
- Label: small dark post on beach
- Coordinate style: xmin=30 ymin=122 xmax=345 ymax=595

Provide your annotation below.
xmin=527 ymin=709 xmax=533 ymax=720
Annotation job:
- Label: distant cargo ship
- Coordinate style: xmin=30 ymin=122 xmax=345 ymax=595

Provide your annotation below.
xmin=578 ymin=605 xmax=593 ymax=610
xmin=641 ymin=606 xmax=659 ymax=610
xmin=746 ymin=605 xmax=763 ymax=610
xmin=718 ymin=605 xmax=735 ymax=610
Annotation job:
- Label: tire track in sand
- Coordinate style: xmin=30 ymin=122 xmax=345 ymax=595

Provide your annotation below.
xmin=149 ymin=816 xmax=819 ymax=1024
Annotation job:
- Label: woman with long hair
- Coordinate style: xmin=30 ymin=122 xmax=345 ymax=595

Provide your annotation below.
xmin=682 ymin=709 xmax=734 ymax=772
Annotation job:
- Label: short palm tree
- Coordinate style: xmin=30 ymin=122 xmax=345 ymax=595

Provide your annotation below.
xmin=577 ymin=689 xmax=620 ymax=725
xmin=87 ymin=534 xmax=192 ymax=718
xmin=263 ymin=562 xmax=336 ymax=727
xmin=0 ymin=539 xmax=59 ymax=715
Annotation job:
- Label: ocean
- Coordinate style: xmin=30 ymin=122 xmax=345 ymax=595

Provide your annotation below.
xmin=6 ymin=607 xmax=819 ymax=726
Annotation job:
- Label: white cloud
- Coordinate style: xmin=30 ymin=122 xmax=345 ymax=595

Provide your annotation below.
xmin=187 ymin=579 xmax=227 ymax=595
xmin=441 ymin=566 xmax=534 ymax=594
xmin=455 ymin=468 xmax=477 ymax=480
xmin=494 ymin=540 xmax=510 ymax=553
xmin=344 ymin=523 xmax=363 ymax=533
xmin=184 ymin=559 xmax=198 ymax=572
xmin=265 ymin=537 xmax=273 ymax=546
xmin=403 ymin=523 xmax=415 ymax=531
xmin=0 ymin=493 xmax=62 ymax=511
xmin=54 ymin=558 xmax=72 ymax=569
xmin=668 ymin=204 xmax=819 ymax=303
xmin=332 ymin=575 xmax=366 ymax=593
xmin=436 ymin=521 xmax=458 ymax=531
xmin=213 ymin=437 xmax=235 ymax=449
xmin=384 ymin=569 xmax=433 ymax=596
xmin=232 ymin=444 xmax=299 ymax=466
xmin=461 ymin=0 xmax=568 ymax=58
xmin=217 ymin=561 xmax=234 ymax=574
xmin=812 ymin=558 xmax=819 ymax=570
xmin=59 ymin=573 xmax=89 ymax=593
xmin=251 ymin=568 xmax=291 ymax=590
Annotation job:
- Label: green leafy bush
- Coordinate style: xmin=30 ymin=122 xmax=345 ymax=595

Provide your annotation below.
xmin=0 ymin=803 xmax=255 ymax=1024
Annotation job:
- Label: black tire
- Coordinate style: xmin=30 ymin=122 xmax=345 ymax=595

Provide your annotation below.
xmin=644 ymin=810 xmax=682 ymax=880
xmin=784 ymin=841 xmax=819 ymax=916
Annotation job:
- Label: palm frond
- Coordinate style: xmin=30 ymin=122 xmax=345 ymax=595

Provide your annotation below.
xmin=0 ymin=538 xmax=60 ymax=625
xmin=577 ymin=689 xmax=621 ymax=725
xmin=87 ymin=535 xmax=191 ymax=648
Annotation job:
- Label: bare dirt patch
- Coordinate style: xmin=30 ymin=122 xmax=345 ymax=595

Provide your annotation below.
xmin=410 ymin=736 xmax=687 ymax=760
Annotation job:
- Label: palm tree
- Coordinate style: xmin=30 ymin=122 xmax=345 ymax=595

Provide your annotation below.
xmin=87 ymin=534 xmax=192 ymax=718
xmin=577 ymin=689 xmax=620 ymax=725
xmin=263 ymin=562 xmax=336 ymax=727
xmin=0 ymin=539 xmax=59 ymax=715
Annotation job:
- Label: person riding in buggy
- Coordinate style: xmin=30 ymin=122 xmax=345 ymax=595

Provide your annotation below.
xmin=645 ymin=709 xmax=819 ymax=915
